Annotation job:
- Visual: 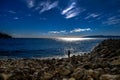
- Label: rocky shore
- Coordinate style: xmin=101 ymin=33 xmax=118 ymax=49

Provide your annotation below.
xmin=0 ymin=39 xmax=120 ymax=80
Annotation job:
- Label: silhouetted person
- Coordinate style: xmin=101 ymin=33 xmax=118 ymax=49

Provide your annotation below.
xmin=68 ymin=50 xmax=71 ymax=58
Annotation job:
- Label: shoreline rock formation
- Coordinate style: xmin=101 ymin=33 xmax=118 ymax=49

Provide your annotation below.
xmin=0 ymin=39 xmax=120 ymax=80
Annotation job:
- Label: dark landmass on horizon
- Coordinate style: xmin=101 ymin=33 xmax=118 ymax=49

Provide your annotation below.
xmin=0 ymin=32 xmax=12 ymax=38
xmin=83 ymin=35 xmax=120 ymax=38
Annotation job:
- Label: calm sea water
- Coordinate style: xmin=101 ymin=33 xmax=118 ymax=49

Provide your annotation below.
xmin=0 ymin=38 xmax=104 ymax=59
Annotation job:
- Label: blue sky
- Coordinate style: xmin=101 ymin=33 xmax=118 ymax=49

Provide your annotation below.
xmin=0 ymin=0 xmax=120 ymax=38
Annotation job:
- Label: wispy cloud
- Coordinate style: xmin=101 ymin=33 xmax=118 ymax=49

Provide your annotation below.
xmin=103 ymin=16 xmax=120 ymax=25
xmin=8 ymin=10 xmax=16 ymax=14
xmin=62 ymin=2 xmax=85 ymax=19
xmin=26 ymin=0 xmax=35 ymax=8
xmin=62 ymin=2 xmax=76 ymax=15
xmin=39 ymin=1 xmax=58 ymax=13
xmin=40 ymin=17 xmax=47 ymax=20
xmin=26 ymin=0 xmax=58 ymax=13
xmin=49 ymin=30 xmax=66 ymax=34
xmin=13 ymin=17 xmax=19 ymax=20
xmin=48 ymin=28 xmax=91 ymax=34
xmin=70 ymin=28 xmax=91 ymax=33
xmin=85 ymin=13 xmax=100 ymax=19
xmin=27 ymin=14 xmax=32 ymax=17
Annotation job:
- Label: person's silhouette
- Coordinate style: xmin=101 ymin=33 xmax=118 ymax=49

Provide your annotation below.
xmin=68 ymin=50 xmax=71 ymax=58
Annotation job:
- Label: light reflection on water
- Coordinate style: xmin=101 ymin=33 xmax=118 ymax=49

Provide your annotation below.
xmin=56 ymin=37 xmax=97 ymax=42
xmin=55 ymin=37 xmax=99 ymax=57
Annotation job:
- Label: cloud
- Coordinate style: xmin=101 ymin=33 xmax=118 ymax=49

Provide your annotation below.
xmin=85 ymin=13 xmax=100 ymax=19
xmin=103 ymin=16 xmax=120 ymax=25
xmin=26 ymin=0 xmax=35 ymax=8
xmin=62 ymin=2 xmax=76 ymax=15
xmin=25 ymin=0 xmax=58 ymax=13
xmin=39 ymin=1 xmax=58 ymax=13
xmin=27 ymin=14 xmax=32 ymax=16
xmin=62 ymin=2 xmax=85 ymax=19
xmin=48 ymin=28 xmax=91 ymax=34
xmin=8 ymin=10 xmax=16 ymax=14
xmin=13 ymin=17 xmax=19 ymax=20
xmin=49 ymin=30 xmax=66 ymax=34
xmin=40 ymin=17 xmax=47 ymax=20
xmin=70 ymin=28 xmax=91 ymax=33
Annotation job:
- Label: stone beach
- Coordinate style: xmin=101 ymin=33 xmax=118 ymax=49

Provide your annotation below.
xmin=0 ymin=39 xmax=120 ymax=80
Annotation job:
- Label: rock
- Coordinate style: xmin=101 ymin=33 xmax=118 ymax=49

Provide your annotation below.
xmin=43 ymin=72 xmax=54 ymax=80
xmin=60 ymin=68 xmax=71 ymax=76
xmin=82 ymin=63 xmax=92 ymax=70
xmin=0 ymin=74 xmax=4 ymax=80
xmin=63 ymin=78 xmax=68 ymax=80
xmin=91 ymin=39 xmax=120 ymax=58
xmin=69 ymin=77 xmax=76 ymax=80
xmin=86 ymin=69 xmax=94 ymax=76
xmin=66 ymin=63 xmax=73 ymax=70
xmin=0 ymin=73 xmax=12 ymax=80
xmin=95 ymin=68 xmax=104 ymax=76
xmin=100 ymin=74 xmax=120 ymax=80
xmin=111 ymin=67 xmax=120 ymax=74
xmin=71 ymin=68 xmax=85 ymax=79
xmin=86 ymin=75 xmax=94 ymax=80
xmin=111 ymin=58 xmax=120 ymax=66
xmin=37 ymin=70 xmax=44 ymax=79
xmin=85 ymin=69 xmax=101 ymax=80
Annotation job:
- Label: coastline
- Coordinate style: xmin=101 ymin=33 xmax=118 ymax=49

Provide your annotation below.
xmin=0 ymin=39 xmax=120 ymax=80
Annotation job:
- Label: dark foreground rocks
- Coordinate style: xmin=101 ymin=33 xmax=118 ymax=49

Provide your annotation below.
xmin=0 ymin=39 xmax=120 ymax=80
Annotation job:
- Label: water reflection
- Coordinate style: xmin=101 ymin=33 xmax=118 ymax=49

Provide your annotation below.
xmin=56 ymin=37 xmax=95 ymax=42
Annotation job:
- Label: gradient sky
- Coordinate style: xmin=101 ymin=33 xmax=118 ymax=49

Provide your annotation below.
xmin=0 ymin=0 xmax=120 ymax=38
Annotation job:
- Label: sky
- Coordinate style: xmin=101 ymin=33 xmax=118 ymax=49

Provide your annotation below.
xmin=0 ymin=0 xmax=120 ymax=38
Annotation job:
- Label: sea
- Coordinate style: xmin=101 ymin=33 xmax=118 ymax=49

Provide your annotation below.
xmin=0 ymin=38 xmax=107 ymax=59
